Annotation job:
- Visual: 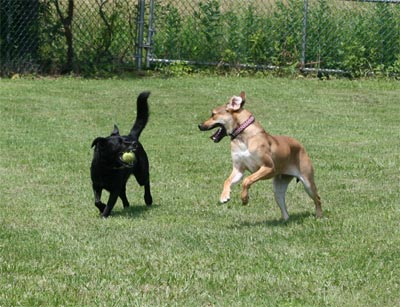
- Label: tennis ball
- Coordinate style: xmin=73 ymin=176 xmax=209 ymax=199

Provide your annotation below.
xmin=122 ymin=152 xmax=135 ymax=164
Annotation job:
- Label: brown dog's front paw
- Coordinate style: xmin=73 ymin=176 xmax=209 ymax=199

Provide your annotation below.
xmin=241 ymin=192 xmax=249 ymax=205
xmin=219 ymin=193 xmax=230 ymax=203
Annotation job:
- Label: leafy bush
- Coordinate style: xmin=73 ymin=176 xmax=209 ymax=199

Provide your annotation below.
xmin=152 ymin=0 xmax=400 ymax=76
xmin=2 ymin=0 xmax=400 ymax=76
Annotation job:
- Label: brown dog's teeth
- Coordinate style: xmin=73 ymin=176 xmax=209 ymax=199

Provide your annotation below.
xmin=211 ymin=129 xmax=220 ymax=141
xmin=209 ymin=127 xmax=227 ymax=143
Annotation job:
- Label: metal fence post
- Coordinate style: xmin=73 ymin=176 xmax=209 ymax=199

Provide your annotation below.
xmin=145 ymin=0 xmax=155 ymax=68
xmin=301 ymin=0 xmax=309 ymax=70
xmin=136 ymin=0 xmax=145 ymax=71
xmin=5 ymin=0 xmax=12 ymax=71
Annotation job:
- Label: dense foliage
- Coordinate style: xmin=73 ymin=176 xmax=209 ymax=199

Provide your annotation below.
xmin=1 ymin=0 xmax=400 ymax=76
xmin=153 ymin=0 xmax=400 ymax=76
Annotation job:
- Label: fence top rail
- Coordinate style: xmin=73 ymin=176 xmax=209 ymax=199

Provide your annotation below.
xmin=343 ymin=0 xmax=400 ymax=3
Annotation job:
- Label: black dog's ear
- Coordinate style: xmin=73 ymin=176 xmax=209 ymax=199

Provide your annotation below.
xmin=111 ymin=125 xmax=120 ymax=136
xmin=91 ymin=137 xmax=106 ymax=148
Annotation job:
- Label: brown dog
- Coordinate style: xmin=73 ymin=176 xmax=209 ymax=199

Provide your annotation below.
xmin=198 ymin=91 xmax=322 ymax=220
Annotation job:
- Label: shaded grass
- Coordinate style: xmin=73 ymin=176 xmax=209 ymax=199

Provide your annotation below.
xmin=0 ymin=76 xmax=399 ymax=306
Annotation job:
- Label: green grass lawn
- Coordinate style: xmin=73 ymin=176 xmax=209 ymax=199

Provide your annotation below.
xmin=1 ymin=76 xmax=399 ymax=306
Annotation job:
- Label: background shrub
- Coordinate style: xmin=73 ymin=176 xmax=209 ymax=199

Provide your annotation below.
xmin=1 ymin=0 xmax=400 ymax=76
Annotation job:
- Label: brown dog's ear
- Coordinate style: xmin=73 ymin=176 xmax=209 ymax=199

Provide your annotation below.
xmin=226 ymin=95 xmax=244 ymax=111
xmin=240 ymin=91 xmax=246 ymax=105
xmin=111 ymin=125 xmax=120 ymax=136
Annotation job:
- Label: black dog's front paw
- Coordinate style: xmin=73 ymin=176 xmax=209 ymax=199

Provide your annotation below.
xmin=145 ymin=194 xmax=153 ymax=206
xmin=95 ymin=202 xmax=106 ymax=214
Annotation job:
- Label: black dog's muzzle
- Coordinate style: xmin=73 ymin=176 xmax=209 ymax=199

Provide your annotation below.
xmin=124 ymin=139 xmax=138 ymax=151
xmin=117 ymin=139 xmax=139 ymax=168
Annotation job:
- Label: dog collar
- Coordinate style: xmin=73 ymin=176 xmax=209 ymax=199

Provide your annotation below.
xmin=230 ymin=115 xmax=255 ymax=140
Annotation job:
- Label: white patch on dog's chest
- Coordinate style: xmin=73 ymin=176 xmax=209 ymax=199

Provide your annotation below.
xmin=231 ymin=143 xmax=260 ymax=173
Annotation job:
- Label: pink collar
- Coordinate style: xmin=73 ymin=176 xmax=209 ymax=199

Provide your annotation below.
xmin=230 ymin=115 xmax=255 ymax=140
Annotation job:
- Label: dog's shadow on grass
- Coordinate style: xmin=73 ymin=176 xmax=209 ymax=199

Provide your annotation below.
xmin=231 ymin=212 xmax=314 ymax=229
xmin=111 ymin=204 xmax=157 ymax=219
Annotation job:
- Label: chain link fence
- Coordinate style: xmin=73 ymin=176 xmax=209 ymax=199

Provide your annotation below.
xmin=0 ymin=0 xmax=41 ymax=74
xmin=1 ymin=0 xmax=400 ymax=76
xmin=150 ymin=0 xmax=400 ymax=76
xmin=0 ymin=0 xmax=140 ymax=75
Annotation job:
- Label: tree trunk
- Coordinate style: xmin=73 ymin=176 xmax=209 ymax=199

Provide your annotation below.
xmin=54 ymin=0 xmax=74 ymax=74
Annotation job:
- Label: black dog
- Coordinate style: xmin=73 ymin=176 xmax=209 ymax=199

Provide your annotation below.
xmin=91 ymin=91 xmax=153 ymax=217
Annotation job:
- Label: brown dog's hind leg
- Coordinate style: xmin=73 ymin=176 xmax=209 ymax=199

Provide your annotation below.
xmin=299 ymin=174 xmax=322 ymax=218
xmin=299 ymin=153 xmax=322 ymax=218
xmin=272 ymin=175 xmax=293 ymax=221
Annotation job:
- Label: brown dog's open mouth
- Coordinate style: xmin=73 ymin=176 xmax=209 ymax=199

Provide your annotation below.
xmin=210 ymin=127 xmax=227 ymax=143
xmin=199 ymin=123 xmax=227 ymax=143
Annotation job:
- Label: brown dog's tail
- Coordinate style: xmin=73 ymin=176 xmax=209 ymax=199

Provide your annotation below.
xmin=129 ymin=91 xmax=150 ymax=139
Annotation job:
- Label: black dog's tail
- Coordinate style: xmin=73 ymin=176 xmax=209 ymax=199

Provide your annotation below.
xmin=129 ymin=91 xmax=150 ymax=139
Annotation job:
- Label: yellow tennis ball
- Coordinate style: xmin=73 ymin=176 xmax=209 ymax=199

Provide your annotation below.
xmin=122 ymin=152 xmax=135 ymax=164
